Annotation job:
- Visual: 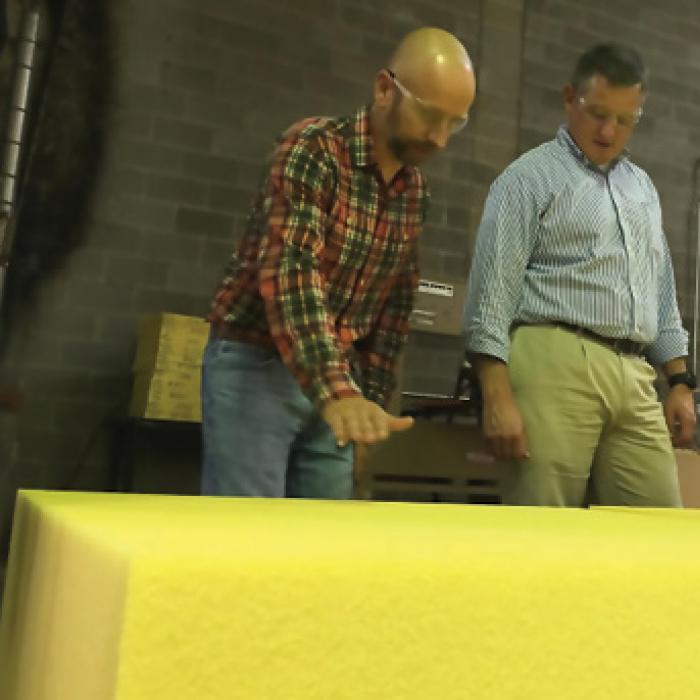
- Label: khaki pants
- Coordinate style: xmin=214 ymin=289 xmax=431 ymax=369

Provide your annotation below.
xmin=501 ymin=325 xmax=681 ymax=507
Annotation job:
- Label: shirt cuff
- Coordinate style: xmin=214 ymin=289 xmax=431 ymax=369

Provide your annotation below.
xmin=465 ymin=335 xmax=510 ymax=364
xmin=645 ymin=329 xmax=689 ymax=367
xmin=307 ymin=369 xmax=362 ymax=409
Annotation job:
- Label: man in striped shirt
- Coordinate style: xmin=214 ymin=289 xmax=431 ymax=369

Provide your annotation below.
xmin=202 ymin=28 xmax=476 ymax=499
xmin=464 ymin=43 xmax=696 ymax=507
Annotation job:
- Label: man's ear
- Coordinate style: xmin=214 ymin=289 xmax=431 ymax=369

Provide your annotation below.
xmin=562 ymin=83 xmax=576 ymax=107
xmin=373 ymin=70 xmax=394 ymax=109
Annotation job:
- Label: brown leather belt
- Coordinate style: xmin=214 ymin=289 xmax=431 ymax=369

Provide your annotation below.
xmin=550 ymin=322 xmax=646 ymax=356
xmin=211 ymin=323 xmax=277 ymax=351
xmin=515 ymin=321 xmax=646 ymax=356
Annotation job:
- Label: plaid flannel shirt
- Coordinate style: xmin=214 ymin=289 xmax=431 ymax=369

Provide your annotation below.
xmin=209 ymin=106 xmax=429 ymax=408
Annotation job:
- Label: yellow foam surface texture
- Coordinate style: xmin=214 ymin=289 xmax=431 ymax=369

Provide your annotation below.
xmin=2 ymin=493 xmax=700 ymax=700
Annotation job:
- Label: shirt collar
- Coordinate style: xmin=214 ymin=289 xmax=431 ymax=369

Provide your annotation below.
xmin=556 ymin=124 xmax=629 ymax=175
xmin=349 ymin=105 xmax=419 ymax=187
xmin=349 ymin=105 xmax=374 ymax=170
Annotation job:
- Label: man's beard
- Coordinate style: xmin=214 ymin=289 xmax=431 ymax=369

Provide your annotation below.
xmin=386 ymin=100 xmax=437 ymax=165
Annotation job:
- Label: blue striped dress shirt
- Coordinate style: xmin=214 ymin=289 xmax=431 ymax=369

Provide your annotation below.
xmin=464 ymin=126 xmax=688 ymax=366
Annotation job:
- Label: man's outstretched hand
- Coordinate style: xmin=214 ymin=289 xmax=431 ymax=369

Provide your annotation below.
xmin=322 ymin=396 xmax=413 ymax=447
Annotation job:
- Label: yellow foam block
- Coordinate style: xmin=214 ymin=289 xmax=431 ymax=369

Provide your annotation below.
xmin=2 ymin=492 xmax=700 ymax=699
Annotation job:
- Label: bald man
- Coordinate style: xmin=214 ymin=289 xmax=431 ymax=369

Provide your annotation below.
xmin=202 ymin=28 xmax=476 ymax=499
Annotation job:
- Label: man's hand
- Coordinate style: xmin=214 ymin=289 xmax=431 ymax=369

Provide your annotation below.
xmin=664 ymin=385 xmax=697 ymax=448
xmin=483 ymin=393 xmax=529 ymax=460
xmin=321 ymin=396 xmax=413 ymax=447
xmin=474 ymin=354 xmax=529 ymax=460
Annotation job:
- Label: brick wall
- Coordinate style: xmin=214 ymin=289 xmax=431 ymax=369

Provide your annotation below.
xmin=1 ymin=0 xmax=699 ymax=526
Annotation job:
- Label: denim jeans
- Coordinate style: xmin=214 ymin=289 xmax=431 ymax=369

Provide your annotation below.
xmin=201 ymin=339 xmax=354 ymax=498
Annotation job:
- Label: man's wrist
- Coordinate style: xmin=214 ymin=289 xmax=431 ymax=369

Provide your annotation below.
xmin=475 ymin=356 xmax=513 ymax=400
xmin=668 ymin=371 xmax=697 ymax=390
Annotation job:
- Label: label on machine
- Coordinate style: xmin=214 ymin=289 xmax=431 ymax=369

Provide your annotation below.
xmin=417 ymin=279 xmax=454 ymax=298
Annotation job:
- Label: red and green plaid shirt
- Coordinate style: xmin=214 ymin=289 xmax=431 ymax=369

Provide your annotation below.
xmin=209 ymin=106 xmax=429 ymax=408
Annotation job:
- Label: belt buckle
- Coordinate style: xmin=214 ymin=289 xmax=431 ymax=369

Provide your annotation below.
xmin=616 ymin=338 xmax=642 ymax=356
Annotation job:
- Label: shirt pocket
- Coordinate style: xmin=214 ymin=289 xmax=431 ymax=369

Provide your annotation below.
xmin=535 ymin=182 xmax=610 ymax=265
xmin=616 ymin=188 xmax=664 ymax=280
xmin=325 ymin=211 xmax=373 ymax=270
xmin=640 ymin=201 xmax=665 ymax=280
xmin=375 ymin=198 xmax=421 ymax=278
xmin=375 ymin=223 xmax=415 ymax=279
xmin=322 ymin=211 xmax=375 ymax=315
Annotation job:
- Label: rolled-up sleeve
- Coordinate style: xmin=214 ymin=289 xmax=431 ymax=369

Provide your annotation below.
xmin=259 ymin=134 xmax=361 ymax=408
xmin=645 ymin=228 xmax=688 ymax=365
xmin=464 ymin=173 xmax=537 ymax=362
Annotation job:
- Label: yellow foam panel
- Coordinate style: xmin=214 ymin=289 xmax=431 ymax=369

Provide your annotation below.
xmin=2 ymin=491 xmax=700 ymax=700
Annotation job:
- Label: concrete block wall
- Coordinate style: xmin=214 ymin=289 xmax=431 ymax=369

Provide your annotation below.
xmin=0 ymin=0 xmax=487 ymax=507
xmin=520 ymin=0 xmax=700 ymax=323
xmin=0 ymin=0 xmax=698 ymax=515
xmin=403 ymin=0 xmax=526 ymax=397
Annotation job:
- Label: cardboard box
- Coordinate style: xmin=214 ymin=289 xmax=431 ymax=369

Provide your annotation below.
xmin=132 ymin=313 xmax=209 ymax=372
xmin=675 ymin=449 xmax=700 ymax=508
xmin=129 ymin=366 xmax=202 ymax=422
xmin=357 ymin=420 xmax=499 ymax=502
xmin=129 ymin=313 xmax=209 ymax=422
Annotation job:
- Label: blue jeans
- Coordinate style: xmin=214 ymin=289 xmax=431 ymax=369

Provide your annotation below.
xmin=200 ymin=339 xmax=354 ymax=498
